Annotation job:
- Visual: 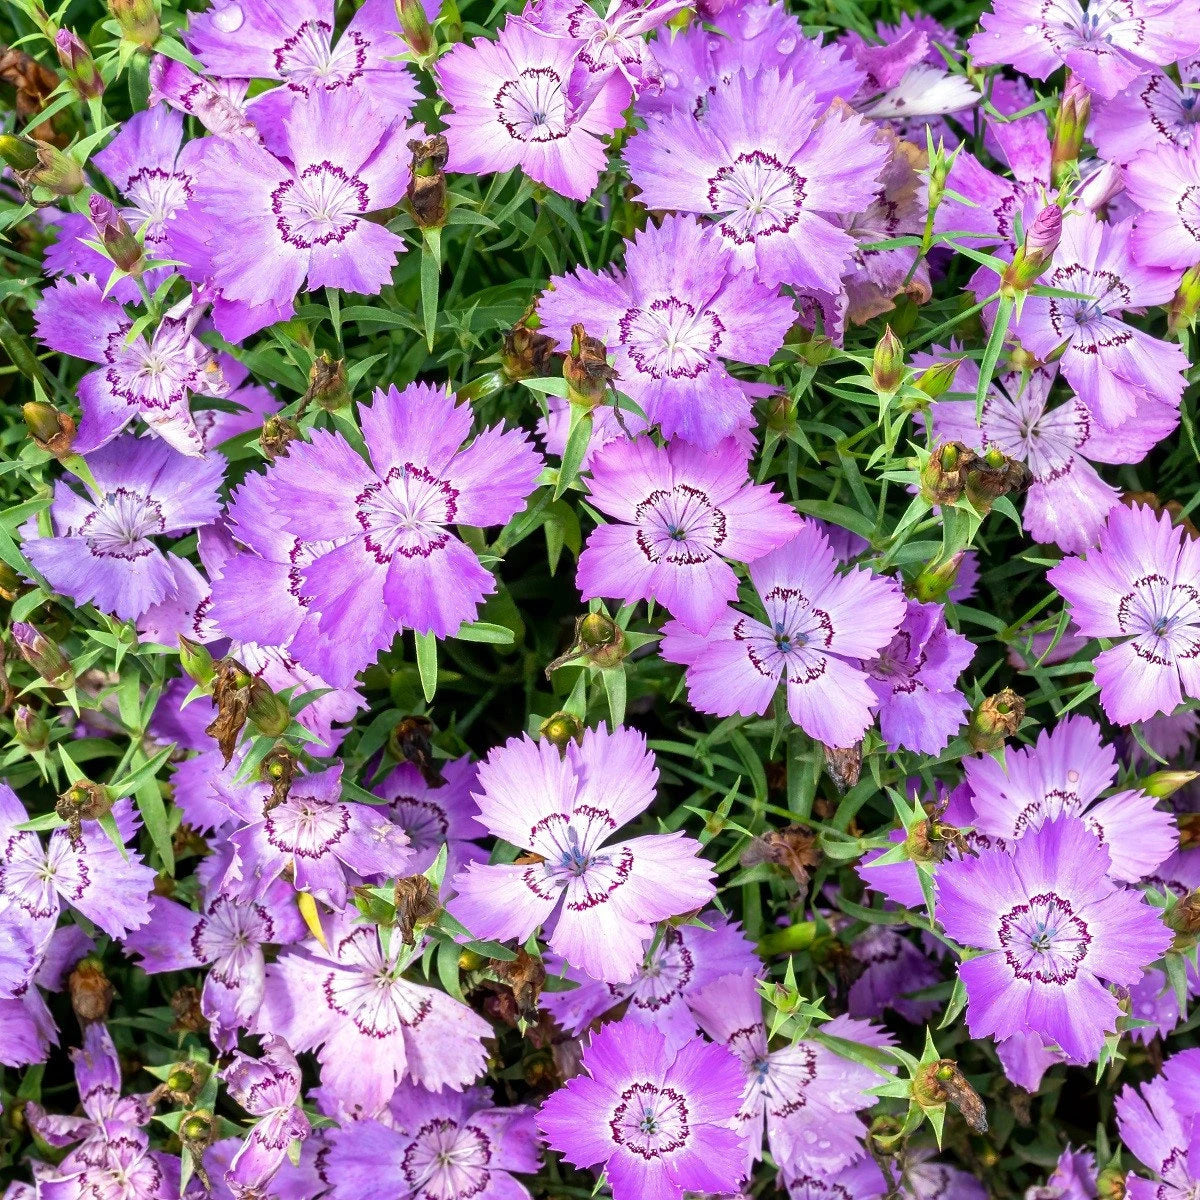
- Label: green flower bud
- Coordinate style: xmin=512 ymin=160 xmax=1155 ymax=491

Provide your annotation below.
xmin=871 ymin=325 xmax=904 ymax=395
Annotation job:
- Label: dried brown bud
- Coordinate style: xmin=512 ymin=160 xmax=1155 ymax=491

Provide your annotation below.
xmin=56 ymin=780 xmax=112 ymax=848
xmin=740 ymin=824 xmax=821 ymax=889
xmin=921 ymin=441 xmax=975 ymax=506
xmin=563 ymin=323 xmax=616 ymax=407
xmin=917 ymin=1059 xmax=989 ymax=1133
xmin=546 ymin=612 xmax=627 ymax=676
xmin=1167 ymin=889 xmax=1200 ymax=947
xmin=302 ymin=352 xmax=349 ymax=411
xmin=490 ymin=947 xmax=547 ymax=1019
xmin=407 ymin=135 xmax=448 ymax=229
xmin=169 ymin=985 xmax=208 ymax=1034
xmin=965 ymin=446 xmax=1032 ymax=513
xmin=388 ymin=715 xmax=445 ymax=787
xmin=822 ymin=742 xmax=862 ymax=792
xmin=23 ymin=401 xmax=76 ymax=458
xmin=502 ymin=312 xmax=557 ymax=381
xmin=0 ymin=48 xmax=61 ymax=142
xmin=393 ymin=874 xmax=441 ymax=944
xmin=260 ymin=415 xmax=300 ymax=462
xmin=205 ymin=658 xmax=253 ymax=765
xmin=68 ymin=957 xmax=114 ymax=1024
xmin=968 ymin=688 xmax=1025 ymax=752
xmin=261 ymin=746 xmax=299 ymax=810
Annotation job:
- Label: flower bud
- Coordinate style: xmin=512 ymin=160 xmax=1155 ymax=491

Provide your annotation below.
xmin=967 ymin=688 xmax=1025 ymax=752
xmin=3 ymin=139 xmax=85 ymax=199
xmin=0 ymin=134 xmax=40 ymax=172
xmin=920 ymin=441 xmax=973 ymax=506
xmin=910 ymin=551 xmax=966 ymax=603
xmin=407 ymin=135 xmax=448 ymax=230
xmin=302 ymin=352 xmax=349 ymax=411
xmin=55 ymin=29 xmax=104 ymax=99
xmin=502 ymin=310 xmax=557 ymax=381
xmin=1001 ymin=206 xmax=1062 ymax=296
xmin=914 ymin=357 xmax=964 ymax=401
xmin=539 ymin=710 xmax=584 ymax=752
xmin=965 ymin=447 xmax=1032 ymax=513
xmin=546 ymin=612 xmax=627 ymax=675
xmin=871 ymin=325 xmax=904 ymax=394
xmin=563 ymin=323 xmax=616 ymax=408
xmin=108 ymin=0 xmax=160 ymax=49
xmin=178 ymin=635 xmax=215 ymax=690
xmin=246 ymin=678 xmax=290 ymax=738
xmin=56 ymin=780 xmax=112 ymax=848
xmin=14 ymin=705 xmax=49 ymax=751
xmin=395 ymin=0 xmax=434 ymax=55
xmin=1141 ymin=769 xmax=1200 ymax=799
xmin=1050 ymin=75 xmax=1090 ymax=188
xmin=261 ymin=746 xmax=299 ymax=810
xmin=11 ymin=623 xmax=74 ymax=689
xmin=68 ymin=957 xmax=114 ymax=1023
xmin=179 ymin=1110 xmax=216 ymax=1149
xmin=23 ymin=401 xmax=77 ymax=458
xmin=1168 ymin=264 xmax=1200 ymax=336
xmin=1096 ymin=1165 xmax=1126 ymax=1199
xmin=88 ymin=195 xmax=142 ymax=275
xmin=926 ymin=139 xmax=952 ymax=215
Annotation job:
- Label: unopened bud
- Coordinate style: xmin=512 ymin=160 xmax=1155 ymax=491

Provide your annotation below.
xmin=260 ymin=414 xmax=300 ymax=461
xmin=502 ymin=310 xmax=557 ymax=382
xmin=871 ymin=325 xmax=904 ymax=394
xmin=910 ymin=551 xmax=966 ymax=603
xmin=546 ymin=612 xmax=627 ymax=675
xmin=88 ymin=195 xmax=142 ymax=275
xmin=965 ymin=447 xmax=1032 ymax=513
xmin=1168 ymin=263 xmax=1200 ymax=336
xmin=539 ymin=710 xmax=584 ymax=752
xmin=1050 ymin=75 xmax=1090 ymax=188
xmin=178 ymin=635 xmax=215 ymax=690
xmin=302 ymin=352 xmax=349 ymax=411
xmin=108 ymin=0 xmax=160 ymax=49
xmin=407 ymin=135 xmax=448 ymax=229
xmin=395 ymin=0 xmax=434 ymax=55
xmin=926 ymin=139 xmax=952 ymax=214
xmin=14 ymin=705 xmax=49 ymax=751
xmin=1166 ymin=889 xmax=1200 ymax=946
xmin=23 ymin=401 xmax=76 ymax=459
xmin=914 ymin=357 xmax=964 ymax=401
xmin=920 ymin=441 xmax=973 ymax=506
xmin=246 ymin=678 xmax=290 ymax=738
xmin=0 ymin=134 xmax=40 ymax=172
xmin=968 ymin=688 xmax=1025 ymax=752
xmin=1141 ymin=769 xmax=1200 ymax=799
xmin=1001 ymin=206 xmax=1062 ymax=296
xmin=564 ymin=323 xmax=616 ymax=407
xmin=55 ymin=29 xmax=104 ymax=99
xmin=11 ymin=623 xmax=74 ymax=689
xmin=1096 ymin=1165 xmax=1126 ymax=1200
xmin=68 ymin=957 xmax=114 ymax=1023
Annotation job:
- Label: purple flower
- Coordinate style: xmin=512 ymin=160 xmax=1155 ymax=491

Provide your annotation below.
xmin=0 ymin=925 xmax=89 ymax=1069
xmin=691 ymin=970 xmax=891 ymax=1178
xmin=1092 ymin=56 xmax=1200 ymax=163
xmin=124 ymin=860 xmax=307 ymax=1052
xmin=222 ymin=1036 xmax=311 ymax=1198
xmin=538 ymin=1020 xmax=746 ymax=1200
xmin=969 ymin=0 xmax=1200 ymax=100
xmin=184 ymin=87 xmax=410 ymax=334
xmin=847 ymin=925 xmax=941 ymax=1023
xmin=23 ymin=436 xmax=223 ymax=622
xmin=624 ymin=69 xmax=888 ymax=288
xmin=148 ymin=55 xmax=259 ymax=142
xmin=25 ymin=1024 xmax=151 ymax=1152
xmin=248 ymin=382 xmax=542 ymax=686
xmin=865 ymin=599 xmax=973 ymax=754
xmin=1003 ymin=212 xmax=1186 ymax=432
xmin=902 ymin=1147 xmax=989 ymax=1200
xmin=575 ymin=435 xmax=802 ymax=632
xmin=0 ymin=787 xmax=154 ymax=944
xmin=660 ymin=523 xmax=906 ymax=748
xmin=785 ymin=1159 xmax=887 ymax=1200
xmin=221 ymin=765 xmax=413 ymax=909
xmin=539 ymin=396 xmax=649 ymax=470
xmin=33 ymin=1122 xmax=181 ymax=1199
xmin=1116 ymin=1049 xmax=1200 ymax=1199
xmin=1048 ymin=503 xmax=1200 ymax=725
xmin=1126 ymin=137 xmax=1200 ymax=267
xmin=928 ymin=356 xmax=1176 ymax=553
xmin=187 ymin=0 xmax=419 ymax=138
xmin=258 ymin=914 xmax=493 ymax=1116
xmin=963 ymin=716 xmax=1177 ymax=882
xmin=324 ymin=1081 xmax=540 ymax=1200
xmin=538 ymin=216 xmax=795 ymax=447
xmin=449 ymin=726 xmax=715 ymax=984
xmin=542 ymin=910 xmax=758 ymax=1051
xmin=436 ymin=16 xmax=628 ymax=202
xmin=34 ymin=280 xmax=228 ymax=456
xmin=935 ymin=815 xmax=1171 ymax=1064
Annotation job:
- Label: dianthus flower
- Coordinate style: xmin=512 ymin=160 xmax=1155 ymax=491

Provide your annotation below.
xmin=324 ymin=1082 xmax=540 ymax=1200
xmin=538 ymin=216 xmax=796 ymax=447
xmin=34 ymin=280 xmax=228 ymax=456
xmin=691 ymin=970 xmax=891 ymax=1177
xmin=538 ymin=1020 xmax=746 ymax=1200
xmin=660 ymin=523 xmax=906 ymax=748
xmin=222 ymin=1036 xmax=312 ymax=1198
xmin=244 ymin=381 xmax=542 ymax=686
xmin=969 ymin=0 xmax=1200 ymax=100
xmin=1048 ymin=503 xmax=1200 ymax=725
xmin=1003 ymin=212 xmax=1186 ymax=432
xmin=1116 ymin=1048 xmax=1200 ymax=1200
xmin=184 ymin=88 xmax=410 ymax=337
xmin=436 ymin=16 xmax=628 ymax=201
xmin=936 ymin=816 xmax=1171 ymax=1063
xmin=259 ymin=914 xmax=493 ymax=1116
xmin=187 ymin=0 xmax=419 ymax=137
xmin=785 ymin=1159 xmax=888 ymax=1200
xmin=149 ymin=55 xmax=259 ymax=142
xmin=543 ymin=910 xmax=758 ymax=1051
xmin=624 ymin=69 xmax=888 ymax=288
xmin=0 ymin=788 xmax=154 ymax=944
xmin=0 ymin=925 xmax=90 ymax=1069
xmin=847 ymin=925 xmax=941 ymax=1023
xmin=32 ymin=1121 xmax=181 ymax=1200
xmin=449 ymin=725 xmax=715 ymax=984
xmin=575 ymin=435 xmax=802 ymax=632
xmin=1092 ymin=56 xmax=1200 ymax=163
xmin=865 ymin=598 xmax=973 ymax=754
xmin=963 ymin=716 xmax=1176 ymax=882
xmin=23 ymin=436 xmax=223 ymax=622
xmin=1126 ymin=138 xmax=1200 ymax=268
xmin=928 ymin=357 xmax=1176 ymax=552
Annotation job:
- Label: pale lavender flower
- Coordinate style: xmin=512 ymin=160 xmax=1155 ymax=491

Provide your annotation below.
xmin=1126 ymin=137 xmax=1200 ymax=267
xmin=33 ymin=1122 xmax=181 ymax=1199
xmin=148 ymin=55 xmax=259 ymax=142
xmin=1092 ymin=56 xmax=1200 ymax=163
xmin=1116 ymin=1048 xmax=1200 ymax=1200
xmin=449 ymin=725 xmax=715 ymax=984
xmin=785 ymin=1159 xmax=887 ymax=1200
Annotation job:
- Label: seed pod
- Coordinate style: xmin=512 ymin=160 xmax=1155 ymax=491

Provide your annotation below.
xmin=563 ymin=324 xmax=616 ymax=407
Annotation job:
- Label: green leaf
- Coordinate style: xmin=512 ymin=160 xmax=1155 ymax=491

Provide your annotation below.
xmin=415 ymin=631 xmax=438 ymax=703
xmin=421 ymin=228 xmax=441 ymax=351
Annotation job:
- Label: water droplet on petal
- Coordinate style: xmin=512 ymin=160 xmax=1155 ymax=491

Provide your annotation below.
xmin=212 ymin=3 xmax=244 ymax=32
xmin=776 ymin=35 xmax=796 ymax=53
xmin=662 ymin=70 xmax=679 ymax=88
